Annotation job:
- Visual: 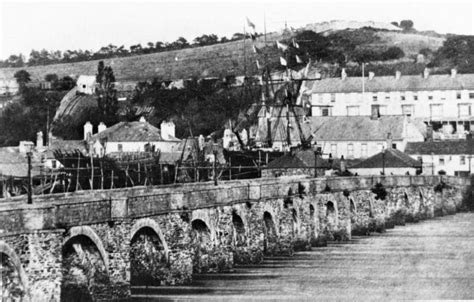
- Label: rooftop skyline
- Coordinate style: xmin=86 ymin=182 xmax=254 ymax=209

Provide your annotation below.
xmin=0 ymin=0 xmax=473 ymax=60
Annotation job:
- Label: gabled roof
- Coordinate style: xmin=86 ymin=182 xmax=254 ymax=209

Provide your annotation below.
xmin=311 ymin=115 xmax=408 ymax=141
xmin=405 ymin=140 xmax=472 ymax=155
xmin=91 ymin=121 xmax=163 ymax=142
xmin=352 ymin=148 xmax=421 ymax=169
xmin=311 ymin=74 xmax=474 ymax=94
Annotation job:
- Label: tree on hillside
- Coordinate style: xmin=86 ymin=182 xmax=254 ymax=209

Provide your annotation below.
xmin=14 ymin=70 xmax=31 ymax=91
xmin=400 ymin=20 xmax=414 ymax=31
xmin=95 ymin=61 xmax=118 ymax=121
xmin=193 ymin=34 xmax=219 ymax=46
xmin=391 ymin=21 xmax=399 ymax=27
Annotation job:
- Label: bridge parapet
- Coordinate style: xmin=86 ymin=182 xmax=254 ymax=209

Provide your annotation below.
xmin=0 ymin=175 xmax=468 ymax=236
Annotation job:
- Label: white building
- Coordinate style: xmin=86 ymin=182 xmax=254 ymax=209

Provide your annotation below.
xmin=405 ymin=140 xmax=473 ymax=176
xmin=311 ymin=115 xmax=425 ymax=160
xmin=87 ymin=118 xmax=181 ymax=156
xmin=76 ymin=75 xmax=96 ymax=94
xmin=0 ymin=78 xmax=19 ymax=95
xmin=307 ymin=69 xmax=474 ymax=137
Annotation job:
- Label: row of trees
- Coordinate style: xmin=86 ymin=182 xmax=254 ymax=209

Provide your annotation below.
xmin=0 ymin=32 xmax=260 ymax=68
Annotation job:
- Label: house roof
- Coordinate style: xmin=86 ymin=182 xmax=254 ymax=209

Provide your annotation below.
xmin=91 ymin=121 xmax=164 ymax=142
xmin=311 ymin=115 xmax=409 ymax=141
xmin=352 ymin=148 xmax=421 ymax=169
xmin=0 ymin=147 xmax=43 ymax=177
xmin=405 ymin=140 xmax=472 ymax=155
xmin=267 ymin=150 xmax=330 ymax=169
xmin=49 ymin=139 xmax=88 ymax=155
xmin=310 ymin=73 xmax=474 ymax=94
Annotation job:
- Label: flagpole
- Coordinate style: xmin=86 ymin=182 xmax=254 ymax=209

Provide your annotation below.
xmin=263 ymin=11 xmax=275 ymax=99
xmin=243 ymin=24 xmax=247 ymax=77
xmin=362 ymin=62 xmax=365 ymax=100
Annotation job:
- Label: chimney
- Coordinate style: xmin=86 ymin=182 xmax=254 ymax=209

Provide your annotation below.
xmin=386 ymin=132 xmax=392 ymax=149
xmin=139 ymin=116 xmax=146 ymax=123
xmin=395 ymin=70 xmax=401 ymax=80
xmin=426 ymin=125 xmax=433 ymax=142
xmin=423 ymin=68 xmax=430 ymax=79
xmin=98 ymin=122 xmax=107 ymax=133
xmin=36 ymin=131 xmax=43 ymax=149
xmin=83 ymin=121 xmax=93 ymax=141
xmin=341 ymin=68 xmax=347 ymax=80
xmin=160 ymin=120 xmax=176 ymax=140
xmin=368 ymin=71 xmax=375 ymax=80
xmin=451 ymin=68 xmax=457 ymax=78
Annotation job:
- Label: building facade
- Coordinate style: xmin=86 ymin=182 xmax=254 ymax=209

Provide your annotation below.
xmin=307 ymin=69 xmax=474 ymax=138
xmin=405 ymin=140 xmax=473 ymax=176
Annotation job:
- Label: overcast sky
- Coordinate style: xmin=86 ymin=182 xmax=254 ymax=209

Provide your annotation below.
xmin=0 ymin=0 xmax=473 ymax=60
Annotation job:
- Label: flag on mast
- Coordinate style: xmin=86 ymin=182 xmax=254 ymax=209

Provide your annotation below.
xmin=276 ymin=41 xmax=288 ymax=51
xmin=246 ymin=17 xmax=256 ymax=29
xmin=292 ymin=39 xmax=300 ymax=49
xmin=280 ymin=57 xmax=287 ymax=66
xmin=253 ymin=45 xmax=260 ymax=54
xmin=295 ymin=55 xmax=303 ymax=64
xmin=256 ymin=60 xmax=261 ymax=69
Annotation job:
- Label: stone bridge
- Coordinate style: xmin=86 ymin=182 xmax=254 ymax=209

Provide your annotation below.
xmin=0 ymin=175 xmax=470 ymax=301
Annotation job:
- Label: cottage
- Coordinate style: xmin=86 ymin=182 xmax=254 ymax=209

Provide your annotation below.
xmin=87 ymin=118 xmax=181 ymax=156
xmin=350 ymin=148 xmax=421 ymax=176
xmin=311 ymin=115 xmax=425 ymax=159
xmin=405 ymin=139 xmax=473 ymax=176
xmin=76 ymin=75 xmax=96 ymax=94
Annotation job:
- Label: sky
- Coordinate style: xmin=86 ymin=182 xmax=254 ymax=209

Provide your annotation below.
xmin=0 ymin=0 xmax=473 ymax=60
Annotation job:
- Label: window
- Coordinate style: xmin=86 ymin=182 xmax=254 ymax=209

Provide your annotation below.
xmin=413 ymin=94 xmax=418 ymax=101
xmin=458 ymin=104 xmax=471 ymax=118
xmin=361 ymin=144 xmax=368 ymax=158
xmin=439 ymin=157 xmax=445 ymax=166
xmin=402 ymin=105 xmax=414 ymax=116
xmin=401 ymin=94 xmax=406 ymax=101
xmin=82 ymin=84 xmax=86 ymax=89
xmin=118 ymin=144 xmax=123 ymax=152
xmin=347 ymin=143 xmax=354 ymax=158
xmin=51 ymin=160 xmax=57 ymax=169
xmin=457 ymin=92 xmax=462 ymax=100
xmin=372 ymin=95 xmax=378 ymax=102
xmin=469 ymin=92 xmax=474 ymax=99
xmin=392 ymin=143 xmax=397 ymax=149
xmin=346 ymin=106 xmax=360 ymax=116
xmin=430 ymin=104 xmax=443 ymax=118
xmin=331 ymin=144 xmax=337 ymax=158
xmin=330 ymin=94 xmax=336 ymax=102
xmin=428 ymin=95 xmax=433 ymax=100
xmin=385 ymin=95 xmax=390 ymax=101
xmin=320 ymin=106 xmax=331 ymax=116
xmin=460 ymin=156 xmax=466 ymax=165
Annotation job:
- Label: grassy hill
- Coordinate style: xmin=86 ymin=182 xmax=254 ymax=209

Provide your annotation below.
xmin=0 ymin=23 xmax=446 ymax=83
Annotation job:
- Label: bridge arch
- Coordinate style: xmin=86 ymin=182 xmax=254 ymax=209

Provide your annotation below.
xmin=63 ymin=226 xmax=109 ymax=273
xmin=0 ymin=241 xmax=29 ymax=300
xmin=231 ymin=211 xmax=246 ymax=246
xmin=130 ymin=218 xmax=170 ymax=260
xmin=309 ymin=204 xmax=318 ymax=240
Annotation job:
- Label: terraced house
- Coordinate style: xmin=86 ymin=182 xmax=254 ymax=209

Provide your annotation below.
xmin=307 ymin=68 xmax=474 ymax=138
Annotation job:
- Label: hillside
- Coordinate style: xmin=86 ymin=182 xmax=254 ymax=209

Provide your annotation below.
xmin=0 ymin=21 xmax=446 ymax=83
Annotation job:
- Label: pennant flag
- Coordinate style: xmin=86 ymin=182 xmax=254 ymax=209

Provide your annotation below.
xmin=246 ymin=17 xmax=256 ymax=29
xmin=292 ymin=39 xmax=300 ymax=49
xmin=296 ymin=55 xmax=304 ymax=64
xmin=256 ymin=60 xmax=261 ymax=70
xmin=280 ymin=57 xmax=287 ymax=66
xmin=276 ymin=41 xmax=288 ymax=51
xmin=253 ymin=45 xmax=261 ymax=54
xmin=303 ymin=59 xmax=311 ymax=77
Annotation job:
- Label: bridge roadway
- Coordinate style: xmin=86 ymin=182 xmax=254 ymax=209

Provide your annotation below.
xmin=131 ymin=212 xmax=474 ymax=301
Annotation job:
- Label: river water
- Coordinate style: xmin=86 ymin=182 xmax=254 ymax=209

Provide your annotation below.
xmin=131 ymin=212 xmax=474 ymax=301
